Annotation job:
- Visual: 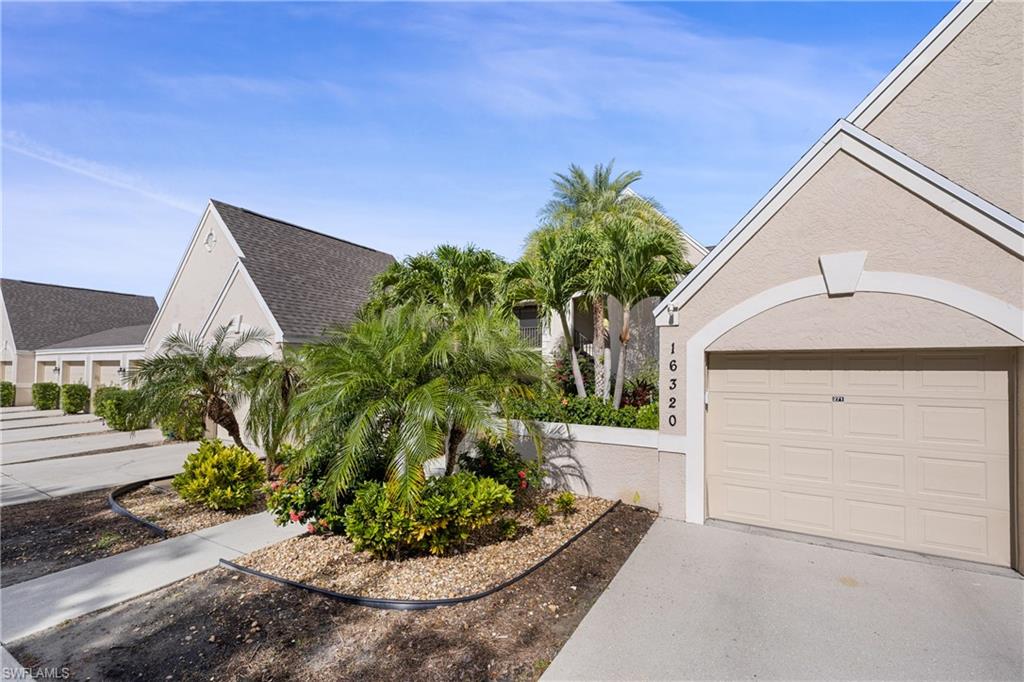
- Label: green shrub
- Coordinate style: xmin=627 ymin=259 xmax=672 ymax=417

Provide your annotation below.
xmin=550 ymin=341 xmax=595 ymax=395
xmin=172 ymin=440 xmax=265 ymax=510
xmin=0 ymin=381 xmax=14 ymax=407
xmin=514 ymin=395 xmax=659 ymax=430
xmin=32 ymin=382 xmax=60 ymax=410
xmin=344 ymin=472 xmax=514 ymax=558
xmin=555 ymin=491 xmax=577 ymax=516
xmin=159 ymin=397 xmax=205 ymax=441
xmin=60 ymin=383 xmax=91 ymax=414
xmin=498 ymin=517 xmax=519 ymax=541
xmin=533 ymin=504 xmax=552 ymax=525
xmin=635 ymin=402 xmax=659 ymax=430
xmin=622 ymin=365 xmax=658 ymax=407
xmin=459 ymin=439 xmax=543 ymax=496
xmin=94 ymin=387 xmax=150 ymax=431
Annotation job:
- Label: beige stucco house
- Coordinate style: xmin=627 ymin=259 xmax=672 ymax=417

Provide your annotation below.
xmin=653 ymin=0 xmax=1023 ymax=569
xmin=0 ymin=279 xmax=157 ymax=405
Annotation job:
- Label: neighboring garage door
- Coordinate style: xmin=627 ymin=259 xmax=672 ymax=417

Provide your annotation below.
xmin=706 ymin=349 xmax=1012 ymax=566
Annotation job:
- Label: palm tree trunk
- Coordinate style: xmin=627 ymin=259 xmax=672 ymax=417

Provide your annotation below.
xmin=559 ymin=312 xmax=586 ymax=397
xmin=207 ymin=396 xmax=247 ymax=449
xmin=593 ymin=296 xmax=606 ymax=400
xmin=613 ymin=307 xmax=630 ymax=408
xmin=445 ymin=426 xmax=466 ymax=475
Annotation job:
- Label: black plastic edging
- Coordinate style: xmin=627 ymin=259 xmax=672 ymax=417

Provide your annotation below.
xmin=219 ymin=500 xmax=621 ymax=611
xmin=107 ymin=477 xmax=171 ymax=537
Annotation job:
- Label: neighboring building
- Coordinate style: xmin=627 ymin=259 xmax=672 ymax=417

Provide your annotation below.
xmin=145 ymin=199 xmax=396 ymax=354
xmin=0 ymin=279 xmax=157 ymax=405
xmin=654 ymin=0 xmax=1023 ymax=570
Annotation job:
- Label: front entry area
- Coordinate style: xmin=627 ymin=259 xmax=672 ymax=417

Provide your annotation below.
xmin=705 ymin=349 xmax=1013 ymax=566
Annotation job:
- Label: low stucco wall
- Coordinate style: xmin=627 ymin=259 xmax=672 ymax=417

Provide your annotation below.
xmin=515 ymin=421 xmax=685 ymax=519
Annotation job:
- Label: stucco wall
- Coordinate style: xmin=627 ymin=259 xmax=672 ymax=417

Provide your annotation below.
xmin=203 ymin=271 xmax=277 ymax=348
xmin=660 ymin=149 xmax=1024 ymax=434
xmin=864 ymin=1 xmax=1023 ymax=218
xmin=15 ymin=352 xmax=34 ymax=405
xmin=710 ymin=292 xmax=1021 ymax=351
xmin=147 ymin=210 xmax=241 ymax=350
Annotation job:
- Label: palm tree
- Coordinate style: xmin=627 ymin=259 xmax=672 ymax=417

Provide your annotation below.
xmin=539 ymin=161 xmax=643 ymax=400
xmin=506 ymin=226 xmax=590 ymax=397
xmin=590 ymin=214 xmax=688 ymax=408
xmin=287 ymin=304 xmax=546 ymax=509
xmin=245 ymin=348 xmax=303 ymax=475
xmin=368 ymin=244 xmax=508 ymax=315
xmin=129 ymin=325 xmax=270 ymax=448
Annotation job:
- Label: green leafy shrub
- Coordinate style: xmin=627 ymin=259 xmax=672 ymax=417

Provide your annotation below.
xmin=94 ymin=387 xmax=150 ymax=431
xmin=0 ymin=381 xmax=14 ymax=407
xmin=172 ymin=440 xmax=265 ymax=510
xmin=635 ymin=402 xmax=659 ymax=430
xmin=159 ymin=396 xmax=205 ymax=441
xmin=551 ymin=341 xmax=595 ymax=395
xmin=622 ymin=366 xmax=658 ymax=407
xmin=60 ymin=383 xmax=91 ymax=414
xmin=555 ymin=491 xmax=577 ymax=516
xmin=533 ymin=504 xmax=552 ymax=525
xmin=514 ymin=395 xmax=659 ymax=430
xmin=498 ymin=517 xmax=519 ymax=541
xmin=32 ymin=382 xmax=60 ymax=410
xmin=344 ymin=472 xmax=514 ymax=558
xmin=459 ymin=439 xmax=543 ymax=496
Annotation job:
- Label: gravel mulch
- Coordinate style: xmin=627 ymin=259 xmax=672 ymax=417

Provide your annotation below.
xmin=0 ymin=489 xmax=160 ymax=587
xmin=118 ymin=485 xmax=265 ymax=536
xmin=11 ymin=504 xmax=654 ymax=681
xmin=237 ymin=495 xmax=613 ymax=600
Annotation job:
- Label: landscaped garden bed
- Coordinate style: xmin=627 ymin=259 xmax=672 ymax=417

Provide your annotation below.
xmin=0 ymin=489 xmax=161 ymax=587
xmin=115 ymin=482 xmax=265 ymax=536
xmin=235 ymin=493 xmax=613 ymax=601
xmin=11 ymin=503 xmax=654 ymax=681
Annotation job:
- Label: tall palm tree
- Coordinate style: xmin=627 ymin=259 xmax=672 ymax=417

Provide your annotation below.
xmin=368 ymin=244 xmax=508 ymax=315
xmin=287 ymin=304 xmax=546 ymax=509
xmin=245 ymin=348 xmax=304 ymax=475
xmin=506 ymin=226 xmax=590 ymax=397
xmin=590 ymin=214 xmax=688 ymax=408
xmin=129 ymin=325 xmax=270 ymax=448
xmin=539 ymin=161 xmax=643 ymax=400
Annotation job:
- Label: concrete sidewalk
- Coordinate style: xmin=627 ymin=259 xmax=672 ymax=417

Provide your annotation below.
xmin=0 ymin=512 xmax=304 ymax=643
xmin=0 ymin=408 xmax=59 ymax=419
xmin=0 ymin=440 xmax=198 ymax=506
xmin=0 ymin=414 xmax=99 ymax=430
xmin=0 ymin=421 xmax=109 ymax=444
xmin=1 ymin=428 xmax=165 ymax=464
xmin=544 ymin=518 xmax=1023 ymax=681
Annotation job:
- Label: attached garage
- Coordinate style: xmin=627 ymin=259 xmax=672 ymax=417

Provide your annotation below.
xmin=706 ymin=350 xmax=1012 ymax=566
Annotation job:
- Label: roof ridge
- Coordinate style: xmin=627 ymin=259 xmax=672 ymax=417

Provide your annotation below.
xmin=210 ymin=199 xmax=392 ymax=257
xmin=0 ymin=278 xmax=154 ymax=300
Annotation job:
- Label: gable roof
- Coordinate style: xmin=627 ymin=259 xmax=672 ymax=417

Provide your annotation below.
xmin=1 ymin=279 xmax=157 ymax=351
xmin=848 ymin=0 xmax=988 ymax=127
xmin=210 ymin=200 xmax=396 ymax=343
xmin=42 ymin=324 xmax=151 ymax=351
xmin=652 ymin=120 xmax=1024 ymax=321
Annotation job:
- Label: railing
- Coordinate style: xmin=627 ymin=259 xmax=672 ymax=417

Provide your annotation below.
xmin=574 ymin=330 xmax=593 ymax=356
xmin=519 ymin=326 xmax=543 ymax=348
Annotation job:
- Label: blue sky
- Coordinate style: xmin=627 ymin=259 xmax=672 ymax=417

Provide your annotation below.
xmin=2 ymin=1 xmax=954 ymax=299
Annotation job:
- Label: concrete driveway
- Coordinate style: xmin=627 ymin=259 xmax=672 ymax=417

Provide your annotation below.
xmin=544 ymin=518 xmax=1023 ymax=681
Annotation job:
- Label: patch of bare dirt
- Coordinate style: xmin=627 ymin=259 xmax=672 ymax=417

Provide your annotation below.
xmin=11 ymin=504 xmax=655 ymax=681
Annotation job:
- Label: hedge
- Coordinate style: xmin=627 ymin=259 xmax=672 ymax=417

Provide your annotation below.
xmin=0 ymin=381 xmax=14 ymax=407
xmin=514 ymin=395 xmax=659 ymax=430
xmin=94 ymin=387 xmax=150 ymax=431
xmin=61 ymin=383 xmax=91 ymax=414
xmin=32 ymin=382 xmax=60 ymax=410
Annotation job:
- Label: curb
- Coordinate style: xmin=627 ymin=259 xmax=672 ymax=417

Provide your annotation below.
xmin=219 ymin=500 xmax=621 ymax=611
xmin=107 ymin=478 xmax=171 ymax=537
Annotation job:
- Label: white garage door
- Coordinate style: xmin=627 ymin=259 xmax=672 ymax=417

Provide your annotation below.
xmin=706 ymin=350 xmax=1012 ymax=566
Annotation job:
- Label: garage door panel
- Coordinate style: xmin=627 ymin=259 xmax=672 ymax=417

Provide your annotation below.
xmin=707 ymin=349 xmax=1012 ymax=567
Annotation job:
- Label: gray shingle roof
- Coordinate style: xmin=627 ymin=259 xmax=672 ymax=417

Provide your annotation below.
xmin=45 ymin=324 xmax=152 ymax=350
xmin=1 ymin=279 xmax=157 ymax=351
xmin=211 ymin=200 xmax=395 ymax=342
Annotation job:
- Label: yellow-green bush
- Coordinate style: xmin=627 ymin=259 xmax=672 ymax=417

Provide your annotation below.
xmin=32 ymin=382 xmax=60 ymax=410
xmin=172 ymin=440 xmax=264 ymax=510
xmin=60 ymin=383 xmax=91 ymax=414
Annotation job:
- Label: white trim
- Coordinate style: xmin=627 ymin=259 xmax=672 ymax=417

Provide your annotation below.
xmin=653 ymin=121 xmax=1024 ymax=323
xmin=144 ymin=200 xmax=246 ymax=347
xmin=35 ymin=345 xmax=145 ymax=356
xmin=848 ymin=0 xmax=989 ymax=127
xmin=682 ymin=272 xmax=1024 ymax=524
xmin=198 ymin=262 xmax=285 ymax=344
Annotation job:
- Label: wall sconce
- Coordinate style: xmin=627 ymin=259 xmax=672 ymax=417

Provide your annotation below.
xmin=117 ymin=367 xmax=127 ymax=378
xmin=52 ymin=365 xmax=60 ymax=376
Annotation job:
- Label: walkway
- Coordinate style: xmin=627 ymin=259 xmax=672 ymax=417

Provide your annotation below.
xmin=544 ymin=518 xmax=1024 ymax=681
xmin=0 ymin=512 xmax=303 ymax=643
